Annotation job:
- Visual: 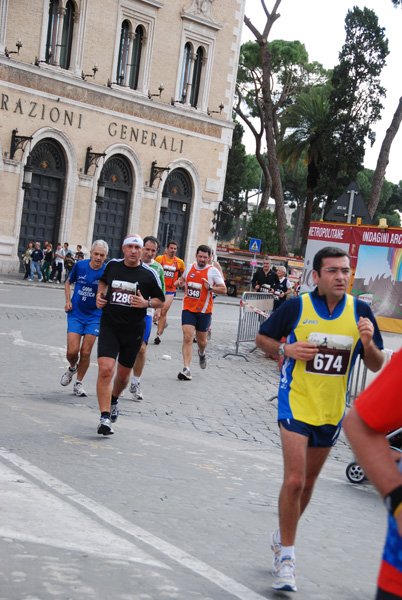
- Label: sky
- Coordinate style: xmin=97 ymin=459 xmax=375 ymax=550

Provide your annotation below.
xmin=241 ymin=0 xmax=402 ymax=186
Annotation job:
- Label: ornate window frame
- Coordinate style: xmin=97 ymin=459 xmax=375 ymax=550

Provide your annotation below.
xmin=39 ymin=0 xmax=88 ymax=77
xmin=176 ymin=3 xmax=221 ymax=112
xmin=112 ymin=0 xmax=162 ymax=95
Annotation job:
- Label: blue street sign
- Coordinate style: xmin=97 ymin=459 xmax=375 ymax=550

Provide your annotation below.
xmin=249 ymin=238 xmax=261 ymax=253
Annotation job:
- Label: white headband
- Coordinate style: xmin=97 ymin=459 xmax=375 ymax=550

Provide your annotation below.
xmin=123 ymin=235 xmax=143 ymax=247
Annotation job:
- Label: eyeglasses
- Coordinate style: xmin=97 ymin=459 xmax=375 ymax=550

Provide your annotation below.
xmin=323 ymin=268 xmax=351 ymax=275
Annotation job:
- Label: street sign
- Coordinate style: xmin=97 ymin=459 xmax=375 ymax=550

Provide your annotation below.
xmin=249 ymin=238 xmax=261 ymax=253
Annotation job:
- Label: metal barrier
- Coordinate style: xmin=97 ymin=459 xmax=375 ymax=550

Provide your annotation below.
xmin=223 ymin=291 xmax=273 ymax=361
xmin=346 ymin=348 xmax=394 ymax=407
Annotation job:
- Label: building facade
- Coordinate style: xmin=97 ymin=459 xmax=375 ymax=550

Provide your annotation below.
xmin=0 ymin=0 xmax=245 ymax=271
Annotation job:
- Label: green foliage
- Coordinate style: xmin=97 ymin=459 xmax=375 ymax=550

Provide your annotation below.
xmin=323 ymin=6 xmax=389 ymax=200
xmin=237 ymin=40 xmax=327 ymax=136
xmin=220 ymin=121 xmax=248 ymax=237
xmin=240 ymin=209 xmax=279 ymax=254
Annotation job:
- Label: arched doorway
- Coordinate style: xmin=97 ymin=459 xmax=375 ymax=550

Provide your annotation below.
xmin=158 ymin=169 xmax=192 ymax=257
xmin=18 ymin=139 xmax=66 ymax=257
xmin=93 ymin=155 xmax=132 ymax=260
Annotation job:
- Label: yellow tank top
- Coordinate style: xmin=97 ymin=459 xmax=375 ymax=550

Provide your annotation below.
xmin=281 ymin=293 xmax=361 ymax=426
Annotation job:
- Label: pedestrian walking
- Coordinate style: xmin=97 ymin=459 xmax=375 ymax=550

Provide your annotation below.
xmin=60 ymin=240 xmax=108 ymax=397
xmin=255 ymin=246 xmax=384 ymax=592
xmin=95 ymin=234 xmax=165 ymax=435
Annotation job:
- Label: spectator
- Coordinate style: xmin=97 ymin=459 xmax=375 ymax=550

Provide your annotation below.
xmin=75 ymin=245 xmax=85 ymax=261
xmin=41 ymin=242 xmax=53 ymax=282
xmin=22 ymin=241 xmax=34 ymax=280
xmin=50 ymin=242 xmax=65 ymax=283
xmin=64 ymin=251 xmax=75 ymax=283
xmin=30 ymin=242 xmax=44 ymax=281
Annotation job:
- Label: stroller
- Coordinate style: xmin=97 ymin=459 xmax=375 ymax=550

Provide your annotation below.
xmin=346 ymin=426 xmax=402 ymax=484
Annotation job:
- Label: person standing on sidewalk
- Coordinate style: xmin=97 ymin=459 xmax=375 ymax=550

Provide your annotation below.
xmin=255 ymin=246 xmax=384 ymax=593
xmin=41 ymin=242 xmax=53 ymax=282
xmin=50 ymin=243 xmax=65 ymax=283
xmin=176 ymin=245 xmax=226 ymax=381
xmin=30 ymin=242 xmax=44 ymax=281
xmin=154 ymin=240 xmax=185 ymax=344
xmin=129 ymin=236 xmax=165 ymax=401
xmin=252 ymin=257 xmax=279 ymax=293
xmin=95 ymin=235 xmax=165 ymax=435
xmin=273 ymin=265 xmax=293 ymax=311
xmin=344 ymin=349 xmax=402 ymax=600
xmin=60 ymin=240 xmax=108 ymax=397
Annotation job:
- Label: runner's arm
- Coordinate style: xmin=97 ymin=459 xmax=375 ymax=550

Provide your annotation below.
xmin=358 ymin=316 xmax=384 ymax=372
xmin=64 ymin=279 xmax=73 ymax=312
xmin=344 ymin=407 xmax=402 ymax=537
xmin=96 ymin=280 xmax=108 ymax=309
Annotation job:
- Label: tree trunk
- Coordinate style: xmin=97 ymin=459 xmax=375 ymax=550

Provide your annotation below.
xmin=260 ymin=43 xmax=288 ymax=255
xmin=291 ymin=202 xmax=304 ymax=253
xmin=367 ymin=97 xmax=402 ymax=218
xmin=300 ymin=188 xmax=314 ymax=252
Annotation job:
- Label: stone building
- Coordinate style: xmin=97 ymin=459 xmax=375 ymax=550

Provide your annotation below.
xmin=0 ymin=0 xmax=245 ymax=271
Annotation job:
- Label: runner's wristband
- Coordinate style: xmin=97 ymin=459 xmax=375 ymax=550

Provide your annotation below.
xmin=384 ymin=485 xmax=402 ymax=517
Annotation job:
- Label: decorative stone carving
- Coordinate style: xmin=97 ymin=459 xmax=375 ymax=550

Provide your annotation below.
xmin=184 ymin=0 xmax=216 ymax=22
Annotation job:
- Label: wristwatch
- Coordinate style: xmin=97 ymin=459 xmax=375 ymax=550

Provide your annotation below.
xmin=148 ymin=299 xmax=152 ymax=308
xmin=278 ymin=342 xmax=286 ymax=357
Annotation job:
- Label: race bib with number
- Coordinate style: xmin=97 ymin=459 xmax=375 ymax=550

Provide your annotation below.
xmin=163 ymin=264 xmax=176 ymax=279
xmin=187 ymin=281 xmax=202 ymax=299
xmin=305 ymin=333 xmax=353 ymax=376
xmin=110 ymin=279 xmax=137 ymax=307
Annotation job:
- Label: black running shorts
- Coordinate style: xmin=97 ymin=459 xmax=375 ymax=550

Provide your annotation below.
xmin=97 ymin=318 xmax=145 ymax=368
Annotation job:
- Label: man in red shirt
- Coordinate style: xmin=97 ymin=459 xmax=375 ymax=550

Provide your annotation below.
xmin=154 ymin=240 xmax=185 ymax=344
xmin=344 ymin=349 xmax=402 ymax=600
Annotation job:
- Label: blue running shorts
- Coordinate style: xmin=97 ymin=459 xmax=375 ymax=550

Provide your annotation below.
xmin=279 ymin=418 xmax=341 ymax=448
xmin=67 ymin=312 xmax=100 ymax=336
xmin=181 ymin=310 xmax=212 ymax=332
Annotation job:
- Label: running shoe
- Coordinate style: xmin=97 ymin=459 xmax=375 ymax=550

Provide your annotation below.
xmin=60 ymin=365 xmax=78 ymax=386
xmin=110 ymin=401 xmax=119 ymax=423
xmin=73 ymin=382 xmax=87 ymax=397
xmin=198 ymin=351 xmax=207 ymax=370
xmin=129 ymin=382 xmax=143 ymax=401
xmin=272 ymin=556 xmax=297 ymax=592
xmin=178 ymin=367 xmax=192 ymax=381
xmin=154 ymin=334 xmax=161 ymax=344
xmin=271 ymin=529 xmax=281 ymax=573
xmin=97 ymin=416 xmax=114 ymax=435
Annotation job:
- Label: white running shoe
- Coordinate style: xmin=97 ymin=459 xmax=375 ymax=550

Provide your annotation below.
xmin=60 ymin=365 xmax=78 ymax=386
xmin=129 ymin=381 xmax=143 ymax=401
xmin=97 ymin=416 xmax=114 ymax=436
xmin=178 ymin=367 xmax=192 ymax=381
xmin=272 ymin=556 xmax=297 ymax=592
xmin=110 ymin=401 xmax=119 ymax=423
xmin=271 ymin=529 xmax=281 ymax=573
xmin=198 ymin=350 xmax=207 ymax=370
xmin=73 ymin=382 xmax=87 ymax=397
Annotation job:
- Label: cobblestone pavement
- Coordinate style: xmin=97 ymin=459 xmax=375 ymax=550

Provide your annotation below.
xmin=0 ymin=274 xmax=386 ymax=600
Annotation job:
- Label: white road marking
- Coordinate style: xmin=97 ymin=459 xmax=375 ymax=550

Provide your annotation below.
xmin=0 ymin=461 xmax=167 ymax=568
xmin=0 ymin=330 xmax=66 ymax=357
xmin=0 ymin=303 xmax=65 ymax=311
xmin=0 ymin=448 xmax=268 ymax=600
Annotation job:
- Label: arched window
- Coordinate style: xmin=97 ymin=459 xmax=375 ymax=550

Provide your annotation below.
xmin=129 ymin=25 xmax=143 ymax=90
xmin=191 ymin=46 xmax=203 ymax=108
xmin=60 ymin=1 xmax=75 ymax=69
xmin=46 ymin=0 xmax=75 ymax=69
xmin=46 ymin=0 xmax=59 ymax=64
xmin=179 ymin=42 xmax=192 ymax=103
xmin=117 ymin=20 xmax=130 ymax=85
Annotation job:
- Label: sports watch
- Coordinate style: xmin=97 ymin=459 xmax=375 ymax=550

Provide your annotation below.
xmin=278 ymin=342 xmax=286 ymax=357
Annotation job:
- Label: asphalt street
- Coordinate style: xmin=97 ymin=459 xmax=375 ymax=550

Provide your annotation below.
xmin=0 ymin=275 xmax=387 ymax=600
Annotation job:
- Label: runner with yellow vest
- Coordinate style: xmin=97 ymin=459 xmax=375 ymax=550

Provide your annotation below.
xmin=154 ymin=240 xmax=185 ymax=344
xmin=255 ymin=246 xmax=384 ymax=593
xmin=176 ymin=245 xmax=226 ymax=381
